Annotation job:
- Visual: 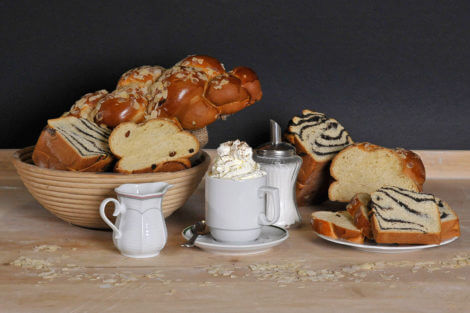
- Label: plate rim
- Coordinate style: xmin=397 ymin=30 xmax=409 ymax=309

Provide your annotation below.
xmin=314 ymin=231 xmax=459 ymax=251
xmin=182 ymin=225 xmax=289 ymax=250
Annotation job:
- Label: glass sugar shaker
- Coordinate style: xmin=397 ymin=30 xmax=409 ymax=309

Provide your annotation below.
xmin=254 ymin=120 xmax=303 ymax=228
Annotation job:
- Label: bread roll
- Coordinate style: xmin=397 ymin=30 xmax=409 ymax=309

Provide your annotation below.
xmin=66 ymin=90 xmax=108 ymax=121
xmin=95 ymin=85 xmax=147 ymax=128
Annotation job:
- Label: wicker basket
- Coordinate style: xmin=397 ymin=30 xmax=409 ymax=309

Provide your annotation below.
xmin=12 ymin=146 xmax=210 ymax=229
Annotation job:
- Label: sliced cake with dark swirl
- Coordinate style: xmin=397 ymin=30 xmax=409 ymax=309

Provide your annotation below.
xmin=32 ymin=116 xmax=113 ymax=172
xmin=370 ymin=186 xmax=441 ymax=244
xmin=285 ymin=110 xmax=353 ymax=205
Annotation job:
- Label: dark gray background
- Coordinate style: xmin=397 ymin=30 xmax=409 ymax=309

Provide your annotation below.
xmin=1 ymin=1 xmax=469 ymax=149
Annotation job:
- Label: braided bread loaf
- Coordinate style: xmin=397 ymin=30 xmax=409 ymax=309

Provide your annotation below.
xmin=146 ymin=55 xmax=262 ymax=130
xmin=64 ymin=55 xmax=262 ymax=134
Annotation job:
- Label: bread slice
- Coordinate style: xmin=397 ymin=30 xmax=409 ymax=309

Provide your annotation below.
xmin=109 ymin=118 xmax=199 ymax=173
xmin=329 ymin=143 xmax=425 ymax=202
xmin=285 ymin=110 xmax=353 ymax=205
xmin=370 ymin=186 xmax=441 ymax=244
xmin=311 ymin=211 xmax=364 ymax=244
xmin=346 ymin=193 xmax=373 ymax=239
xmin=32 ymin=116 xmax=113 ymax=172
xmin=435 ymin=197 xmax=460 ymax=240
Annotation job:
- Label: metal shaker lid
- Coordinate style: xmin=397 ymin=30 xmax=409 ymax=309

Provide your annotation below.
xmin=256 ymin=120 xmax=296 ymax=158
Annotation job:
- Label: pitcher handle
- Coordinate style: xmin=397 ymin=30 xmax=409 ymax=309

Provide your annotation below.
xmin=99 ymin=198 xmax=123 ymax=239
xmin=257 ymin=186 xmax=281 ymax=225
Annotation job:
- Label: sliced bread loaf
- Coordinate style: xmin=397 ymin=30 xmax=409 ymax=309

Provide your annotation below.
xmin=285 ymin=110 xmax=353 ymax=205
xmin=370 ymin=186 xmax=441 ymax=244
xmin=346 ymin=193 xmax=373 ymax=239
xmin=32 ymin=116 xmax=113 ymax=172
xmin=435 ymin=197 xmax=460 ymax=240
xmin=329 ymin=143 xmax=425 ymax=202
xmin=109 ymin=118 xmax=199 ymax=173
xmin=311 ymin=211 xmax=364 ymax=244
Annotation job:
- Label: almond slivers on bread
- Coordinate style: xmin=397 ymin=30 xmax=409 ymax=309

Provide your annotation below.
xmin=109 ymin=119 xmax=199 ymax=173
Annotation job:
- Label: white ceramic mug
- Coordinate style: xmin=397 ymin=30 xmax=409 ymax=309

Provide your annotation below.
xmin=205 ymin=174 xmax=281 ymax=242
xmin=99 ymin=182 xmax=172 ymax=258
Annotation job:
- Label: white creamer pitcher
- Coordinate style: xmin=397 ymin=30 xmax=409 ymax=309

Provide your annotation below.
xmin=99 ymin=182 xmax=172 ymax=258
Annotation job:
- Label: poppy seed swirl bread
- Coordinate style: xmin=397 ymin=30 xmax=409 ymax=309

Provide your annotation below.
xmin=285 ymin=110 xmax=353 ymax=205
xmin=32 ymin=116 xmax=113 ymax=172
xmin=370 ymin=186 xmax=441 ymax=244
xmin=329 ymin=143 xmax=426 ymax=202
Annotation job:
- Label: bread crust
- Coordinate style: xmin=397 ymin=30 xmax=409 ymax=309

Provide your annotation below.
xmin=441 ymin=218 xmax=461 ymax=241
xmin=311 ymin=213 xmax=364 ymax=244
xmin=328 ymin=143 xmax=425 ymax=202
xmin=286 ymin=129 xmax=331 ymax=205
xmin=394 ymin=148 xmax=426 ymax=190
xmin=32 ymin=125 xmax=113 ymax=172
xmin=346 ymin=193 xmax=373 ymax=239
xmin=229 ymin=66 xmax=263 ymax=103
xmin=438 ymin=201 xmax=461 ymax=240
xmin=371 ymin=214 xmax=441 ymax=245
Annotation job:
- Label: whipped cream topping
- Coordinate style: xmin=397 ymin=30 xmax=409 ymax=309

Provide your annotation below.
xmin=209 ymin=140 xmax=266 ymax=180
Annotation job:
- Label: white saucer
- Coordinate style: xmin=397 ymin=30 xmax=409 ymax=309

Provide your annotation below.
xmin=314 ymin=231 xmax=459 ymax=253
xmin=182 ymin=225 xmax=289 ymax=255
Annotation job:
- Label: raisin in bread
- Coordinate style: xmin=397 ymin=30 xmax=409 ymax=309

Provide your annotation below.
xmin=370 ymin=186 xmax=441 ymax=244
xmin=329 ymin=143 xmax=425 ymax=202
xmin=346 ymin=193 xmax=373 ymax=239
xmin=311 ymin=211 xmax=364 ymax=244
xmin=32 ymin=116 xmax=113 ymax=172
xmin=285 ymin=110 xmax=353 ymax=205
xmin=109 ymin=118 xmax=199 ymax=173
xmin=435 ymin=197 xmax=460 ymax=240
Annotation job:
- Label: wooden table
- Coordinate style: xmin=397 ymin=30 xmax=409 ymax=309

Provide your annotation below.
xmin=1 ymin=149 xmax=469 ymax=313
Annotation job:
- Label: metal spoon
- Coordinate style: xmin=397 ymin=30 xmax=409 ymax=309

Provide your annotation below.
xmin=181 ymin=220 xmax=208 ymax=247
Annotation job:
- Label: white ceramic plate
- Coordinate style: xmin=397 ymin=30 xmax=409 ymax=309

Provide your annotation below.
xmin=314 ymin=232 xmax=459 ymax=253
xmin=182 ymin=225 xmax=289 ymax=255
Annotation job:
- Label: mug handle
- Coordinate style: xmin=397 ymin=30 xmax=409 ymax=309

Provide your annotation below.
xmin=99 ymin=198 xmax=124 ymax=239
xmin=257 ymin=186 xmax=281 ymax=225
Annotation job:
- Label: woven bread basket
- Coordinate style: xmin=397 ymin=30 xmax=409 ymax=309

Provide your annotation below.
xmin=12 ymin=146 xmax=210 ymax=229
